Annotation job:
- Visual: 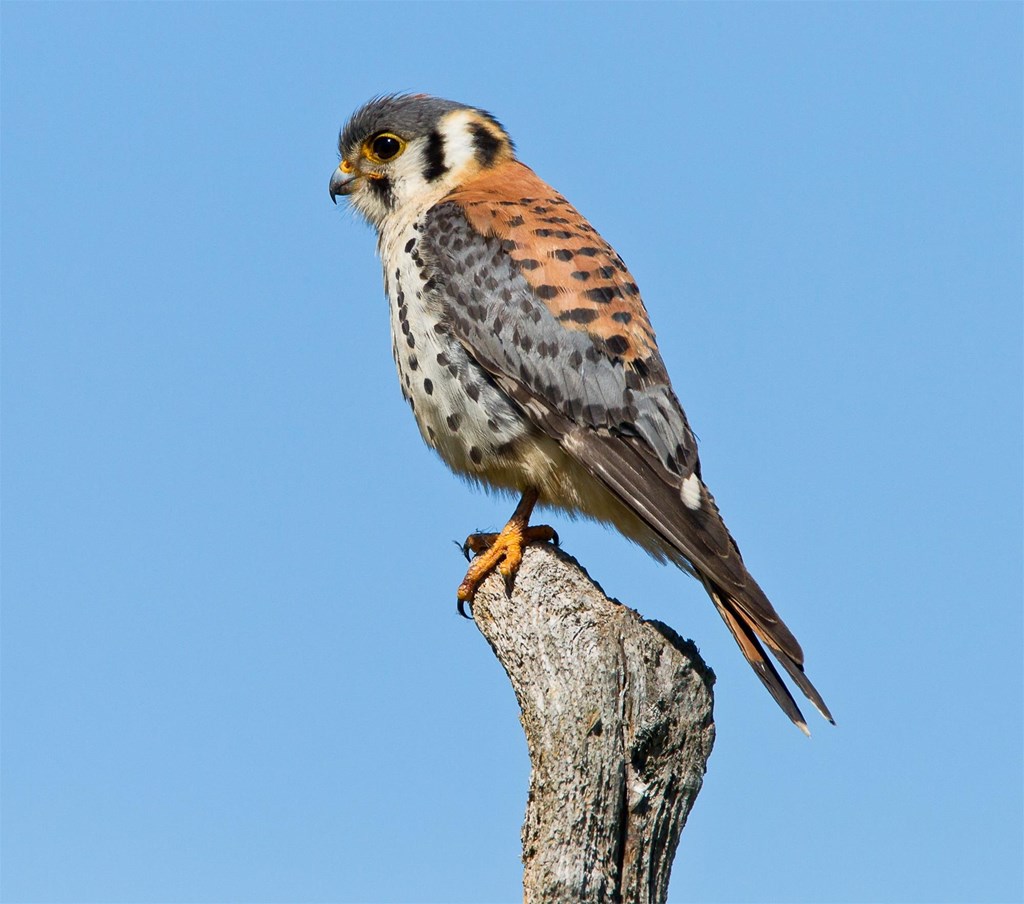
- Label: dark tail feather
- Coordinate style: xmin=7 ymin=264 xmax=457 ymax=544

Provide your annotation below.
xmin=707 ymin=586 xmax=811 ymax=735
xmin=705 ymin=581 xmax=834 ymax=734
xmin=763 ymin=636 xmax=835 ymax=725
xmin=723 ymin=588 xmax=836 ymax=727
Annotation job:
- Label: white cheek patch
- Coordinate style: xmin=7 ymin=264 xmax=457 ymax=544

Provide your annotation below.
xmin=681 ymin=473 xmax=702 ymax=510
xmin=388 ymin=149 xmax=431 ymax=208
xmin=437 ymin=110 xmax=482 ymax=171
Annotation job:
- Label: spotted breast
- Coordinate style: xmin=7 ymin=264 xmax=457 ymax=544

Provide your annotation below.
xmin=332 ymin=94 xmax=833 ymax=734
xmin=379 ymin=213 xmax=549 ymax=492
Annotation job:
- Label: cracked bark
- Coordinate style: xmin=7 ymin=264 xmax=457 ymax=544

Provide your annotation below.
xmin=469 ymin=543 xmax=716 ymax=903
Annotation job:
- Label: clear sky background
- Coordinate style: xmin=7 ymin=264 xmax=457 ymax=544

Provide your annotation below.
xmin=3 ymin=3 xmax=1021 ymax=903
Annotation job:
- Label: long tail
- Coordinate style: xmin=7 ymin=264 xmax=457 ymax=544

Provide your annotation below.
xmin=549 ymin=423 xmax=833 ymax=732
xmin=702 ymin=577 xmax=834 ymax=735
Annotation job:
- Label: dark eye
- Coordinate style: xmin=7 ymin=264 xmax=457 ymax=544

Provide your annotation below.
xmin=370 ymin=133 xmax=402 ymax=161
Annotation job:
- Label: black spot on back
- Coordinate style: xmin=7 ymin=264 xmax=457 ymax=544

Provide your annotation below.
xmin=605 ymin=335 xmax=630 ymax=356
xmin=585 ymin=286 xmax=622 ymax=304
xmin=558 ymin=308 xmax=599 ymax=324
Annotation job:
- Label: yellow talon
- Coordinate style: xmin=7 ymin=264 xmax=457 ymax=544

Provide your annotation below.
xmin=457 ymin=489 xmax=557 ymax=604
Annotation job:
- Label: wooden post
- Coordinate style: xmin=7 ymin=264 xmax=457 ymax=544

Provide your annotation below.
xmin=469 ymin=543 xmax=716 ymax=903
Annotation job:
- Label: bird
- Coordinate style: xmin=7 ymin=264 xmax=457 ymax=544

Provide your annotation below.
xmin=330 ymin=94 xmax=833 ymax=734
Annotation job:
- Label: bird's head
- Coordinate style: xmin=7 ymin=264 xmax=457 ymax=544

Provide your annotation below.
xmin=330 ymin=94 xmax=515 ymax=229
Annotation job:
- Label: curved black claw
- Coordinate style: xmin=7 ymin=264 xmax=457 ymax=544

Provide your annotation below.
xmin=455 ymin=538 xmax=472 ymax=562
xmin=457 ymin=597 xmax=474 ymax=619
xmin=549 ymin=529 xmax=560 ymax=548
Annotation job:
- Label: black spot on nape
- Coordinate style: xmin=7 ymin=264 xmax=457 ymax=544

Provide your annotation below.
xmin=605 ymin=334 xmax=630 ymax=356
xmin=422 ymin=130 xmax=449 ymax=182
xmin=470 ymin=122 xmax=503 ymax=167
xmin=534 ymin=284 xmax=559 ymax=300
xmin=469 ymin=446 xmax=484 ymax=465
xmin=423 ymin=378 xmax=433 ymax=395
xmin=611 ymin=311 xmax=633 ymax=324
xmin=507 ymin=215 xmax=525 ymax=227
xmin=446 ymin=412 xmax=462 ymax=432
xmin=558 ymin=308 xmax=599 ymax=324
xmin=552 ymin=249 xmax=574 ymax=262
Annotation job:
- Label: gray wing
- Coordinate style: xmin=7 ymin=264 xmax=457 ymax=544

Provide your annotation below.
xmin=420 ymin=198 xmax=833 ymax=730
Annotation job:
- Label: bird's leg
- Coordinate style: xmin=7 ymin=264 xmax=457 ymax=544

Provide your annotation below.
xmin=457 ymin=488 xmax=558 ymax=609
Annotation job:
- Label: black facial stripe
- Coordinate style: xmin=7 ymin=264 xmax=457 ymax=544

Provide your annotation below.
xmin=470 ymin=123 xmax=503 ymax=167
xmin=368 ymin=175 xmax=394 ymax=208
xmin=422 ymin=130 xmax=448 ymax=182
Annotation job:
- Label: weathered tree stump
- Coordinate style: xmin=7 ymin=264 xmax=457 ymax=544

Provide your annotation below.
xmin=469 ymin=543 xmax=716 ymax=903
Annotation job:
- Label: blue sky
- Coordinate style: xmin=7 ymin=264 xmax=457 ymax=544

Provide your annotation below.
xmin=2 ymin=3 xmax=1021 ymax=902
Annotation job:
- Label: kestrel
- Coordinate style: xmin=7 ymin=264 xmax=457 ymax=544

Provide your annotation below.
xmin=330 ymin=95 xmax=833 ymax=733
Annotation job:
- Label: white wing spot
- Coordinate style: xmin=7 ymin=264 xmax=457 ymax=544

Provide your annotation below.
xmin=681 ymin=473 xmax=702 ymax=510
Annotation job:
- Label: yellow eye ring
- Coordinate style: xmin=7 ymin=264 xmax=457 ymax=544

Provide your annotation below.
xmin=363 ymin=132 xmax=405 ymax=164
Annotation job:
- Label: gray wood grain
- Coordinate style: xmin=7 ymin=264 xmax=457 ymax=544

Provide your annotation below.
xmin=469 ymin=543 xmax=716 ymax=903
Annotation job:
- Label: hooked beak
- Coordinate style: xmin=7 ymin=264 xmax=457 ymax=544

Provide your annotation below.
xmin=329 ymin=161 xmax=357 ymax=204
